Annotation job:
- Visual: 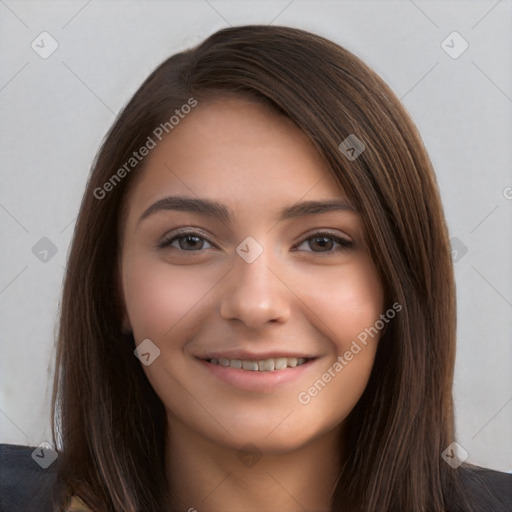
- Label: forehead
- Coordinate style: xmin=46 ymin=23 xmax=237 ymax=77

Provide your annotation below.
xmin=124 ymin=96 xmax=348 ymax=218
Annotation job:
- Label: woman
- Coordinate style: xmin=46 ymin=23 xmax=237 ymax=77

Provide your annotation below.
xmin=43 ymin=25 xmax=512 ymax=511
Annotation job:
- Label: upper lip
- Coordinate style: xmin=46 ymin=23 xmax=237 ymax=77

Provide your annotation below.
xmin=196 ymin=351 xmax=318 ymax=361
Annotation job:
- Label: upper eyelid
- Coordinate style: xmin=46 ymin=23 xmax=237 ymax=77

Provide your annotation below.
xmin=297 ymin=228 xmax=352 ymax=241
xmin=160 ymin=227 xmax=214 ymax=242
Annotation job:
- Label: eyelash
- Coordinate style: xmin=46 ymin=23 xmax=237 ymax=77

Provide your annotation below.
xmin=156 ymin=228 xmax=354 ymax=255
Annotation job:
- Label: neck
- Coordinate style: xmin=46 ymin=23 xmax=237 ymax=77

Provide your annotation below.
xmin=165 ymin=417 xmax=344 ymax=512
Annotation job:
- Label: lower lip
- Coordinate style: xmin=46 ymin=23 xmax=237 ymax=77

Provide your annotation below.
xmin=196 ymin=358 xmax=319 ymax=393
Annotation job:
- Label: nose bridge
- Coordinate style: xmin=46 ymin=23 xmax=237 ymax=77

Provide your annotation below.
xmin=235 ymin=248 xmax=274 ymax=289
xmin=219 ymin=243 xmax=290 ymax=328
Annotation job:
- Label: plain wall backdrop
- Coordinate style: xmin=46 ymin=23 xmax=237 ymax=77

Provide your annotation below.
xmin=1 ymin=0 xmax=511 ymax=472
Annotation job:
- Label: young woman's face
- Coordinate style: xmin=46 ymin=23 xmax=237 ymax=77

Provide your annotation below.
xmin=120 ymin=96 xmax=384 ymax=453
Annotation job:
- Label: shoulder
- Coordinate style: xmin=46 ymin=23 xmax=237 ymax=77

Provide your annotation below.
xmin=0 ymin=443 xmax=58 ymax=511
xmin=454 ymin=464 xmax=512 ymax=511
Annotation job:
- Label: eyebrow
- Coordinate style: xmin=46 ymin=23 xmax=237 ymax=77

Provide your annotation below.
xmin=137 ymin=195 xmax=357 ymax=226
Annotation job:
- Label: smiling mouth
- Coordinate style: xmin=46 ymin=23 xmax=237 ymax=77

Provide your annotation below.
xmin=201 ymin=356 xmax=314 ymax=372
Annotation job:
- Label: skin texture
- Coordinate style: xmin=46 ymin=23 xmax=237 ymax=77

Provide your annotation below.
xmin=119 ymin=96 xmax=385 ymax=512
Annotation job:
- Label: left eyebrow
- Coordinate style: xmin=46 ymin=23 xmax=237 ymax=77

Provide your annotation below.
xmin=281 ymin=199 xmax=357 ymax=218
xmin=137 ymin=195 xmax=357 ymax=226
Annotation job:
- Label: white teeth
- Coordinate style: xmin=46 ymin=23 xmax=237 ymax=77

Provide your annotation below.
xmin=259 ymin=359 xmax=274 ymax=371
xmin=274 ymin=357 xmax=287 ymax=370
xmin=242 ymin=360 xmax=259 ymax=371
xmin=207 ymin=356 xmax=309 ymax=371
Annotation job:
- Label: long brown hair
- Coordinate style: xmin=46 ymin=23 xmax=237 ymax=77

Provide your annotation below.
xmin=51 ymin=25 xmax=474 ymax=511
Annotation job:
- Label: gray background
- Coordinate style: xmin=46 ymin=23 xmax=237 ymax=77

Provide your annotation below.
xmin=1 ymin=0 xmax=511 ymax=471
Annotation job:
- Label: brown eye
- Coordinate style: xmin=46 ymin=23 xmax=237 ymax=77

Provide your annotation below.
xmin=295 ymin=232 xmax=354 ymax=254
xmin=157 ymin=230 xmax=213 ymax=251
xmin=309 ymin=236 xmax=335 ymax=252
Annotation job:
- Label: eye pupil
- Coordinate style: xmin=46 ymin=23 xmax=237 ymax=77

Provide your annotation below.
xmin=179 ymin=235 xmax=202 ymax=250
xmin=310 ymin=237 xmax=333 ymax=252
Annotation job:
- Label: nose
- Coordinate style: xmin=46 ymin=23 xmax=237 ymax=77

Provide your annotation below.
xmin=219 ymin=248 xmax=291 ymax=329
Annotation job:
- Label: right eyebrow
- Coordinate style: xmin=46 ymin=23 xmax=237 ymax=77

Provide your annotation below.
xmin=138 ymin=196 xmax=232 ymax=226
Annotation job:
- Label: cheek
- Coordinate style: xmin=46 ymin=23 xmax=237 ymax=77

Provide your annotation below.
xmin=121 ymin=255 xmax=216 ymax=341
xmin=296 ymin=259 xmax=384 ymax=352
